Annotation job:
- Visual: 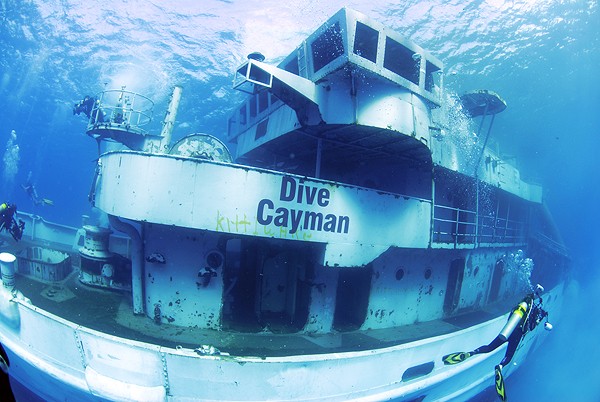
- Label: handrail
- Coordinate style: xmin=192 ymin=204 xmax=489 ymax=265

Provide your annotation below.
xmin=86 ymin=89 xmax=154 ymax=134
xmin=432 ymin=203 xmax=526 ymax=248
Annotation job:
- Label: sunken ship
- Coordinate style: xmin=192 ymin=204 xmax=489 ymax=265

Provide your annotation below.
xmin=0 ymin=8 xmax=568 ymax=401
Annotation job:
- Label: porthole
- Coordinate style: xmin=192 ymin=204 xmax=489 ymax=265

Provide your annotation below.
xmin=206 ymin=250 xmax=224 ymax=269
xmin=395 ymin=268 xmax=405 ymax=281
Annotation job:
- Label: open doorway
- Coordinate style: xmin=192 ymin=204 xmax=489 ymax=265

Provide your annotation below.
xmin=444 ymin=258 xmax=465 ymax=315
xmin=333 ymin=265 xmax=372 ymax=331
xmin=222 ymin=238 xmax=313 ymax=333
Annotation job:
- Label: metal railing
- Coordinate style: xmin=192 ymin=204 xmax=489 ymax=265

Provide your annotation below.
xmin=86 ymin=89 xmax=154 ymax=135
xmin=432 ymin=204 xmax=526 ymax=248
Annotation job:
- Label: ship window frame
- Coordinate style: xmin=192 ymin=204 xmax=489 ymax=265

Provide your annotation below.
xmin=270 ymin=92 xmax=282 ymax=107
xmin=248 ymin=63 xmax=272 ymax=87
xmin=238 ymin=104 xmax=247 ymax=125
xmin=249 ymin=95 xmax=257 ymax=118
xmin=311 ymin=22 xmax=345 ymax=73
xmin=383 ymin=37 xmax=420 ymax=85
xmin=258 ymin=91 xmax=269 ymax=114
xmin=255 ymin=118 xmax=268 ymax=140
xmin=353 ymin=21 xmax=379 ymax=63
xmin=284 ymin=57 xmax=300 ymax=75
xmin=425 ymin=60 xmax=441 ymax=93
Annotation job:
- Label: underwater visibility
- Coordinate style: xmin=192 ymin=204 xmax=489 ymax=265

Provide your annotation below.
xmin=1 ymin=1 xmax=599 ymax=401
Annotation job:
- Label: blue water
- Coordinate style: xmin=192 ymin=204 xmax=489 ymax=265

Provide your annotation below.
xmin=1 ymin=0 xmax=599 ymax=400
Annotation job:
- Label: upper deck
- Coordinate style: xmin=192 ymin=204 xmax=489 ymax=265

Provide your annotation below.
xmin=226 ymin=8 xmax=542 ymax=206
xmin=228 ymin=8 xmax=442 ymax=172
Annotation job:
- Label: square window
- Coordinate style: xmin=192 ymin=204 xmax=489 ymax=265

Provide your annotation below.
xmin=384 ymin=37 xmax=420 ymax=85
xmin=311 ymin=22 xmax=345 ymax=73
xmin=353 ymin=21 xmax=378 ymax=63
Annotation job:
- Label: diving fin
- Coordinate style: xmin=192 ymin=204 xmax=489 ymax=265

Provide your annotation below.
xmin=495 ymin=365 xmax=506 ymax=401
xmin=42 ymin=198 xmax=54 ymax=206
xmin=0 ymin=355 xmax=7 ymax=374
xmin=442 ymin=351 xmax=471 ymax=365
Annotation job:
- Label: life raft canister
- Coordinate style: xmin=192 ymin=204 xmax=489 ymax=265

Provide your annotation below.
xmin=499 ymin=301 xmax=528 ymax=341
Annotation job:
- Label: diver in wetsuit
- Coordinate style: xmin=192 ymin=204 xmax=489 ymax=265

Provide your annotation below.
xmin=0 ymin=202 xmax=25 ymax=241
xmin=21 ymin=172 xmax=53 ymax=207
xmin=73 ymin=95 xmax=95 ymax=118
xmin=442 ymin=285 xmax=552 ymax=401
xmin=73 ymin=95 xmax=104 ymax=123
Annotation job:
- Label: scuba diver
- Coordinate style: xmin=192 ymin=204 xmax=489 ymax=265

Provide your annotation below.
xmin=73 ymin=95 xmax=104 ymax=123
xmin=21 ymin=172 xmax=53 ymax=207
xmin=442 ymin=284 xmax=552 ymax=401
xmin=0 ymin=202 xmax=25 ymax=241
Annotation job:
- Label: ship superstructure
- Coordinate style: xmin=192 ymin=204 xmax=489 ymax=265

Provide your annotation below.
xmin=0 ymin=8 xmax=568 ymax=401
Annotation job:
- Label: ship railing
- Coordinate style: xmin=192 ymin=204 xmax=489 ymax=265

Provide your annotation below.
xmin=531 ymin=231 xmax=570 ymax=257
xmin=432 ymin=204 xmax=526 ymax=248
xmin=0 ymin=212 xmax=133 ymax=260
xmin=86 ymin=89 xmax=154 ymax=136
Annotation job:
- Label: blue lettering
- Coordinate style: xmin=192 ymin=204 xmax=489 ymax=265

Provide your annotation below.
xmin=260 ymin=178 xmax=349 ymax=235
xmin=274 ymin=207 xmax=288 ymax=227
xmin=257 ymin=199 xmax=274 ymax=225
xmin=337 ymin=215 xmax=350 ymax=233
xmin=290 ymin=209 xmax=303 ymax=234
xmin=317 ymin=188 xmax=330 ymax=207
xmin=304 ymin=185 xmax=318 ymax=205
xmin=280 ymin=176 xmax=295 ymax=201
xmin=323 ymin=214 xmax=336 ymax=232
xmin=304 ymin=211 xmax=323 ymax=231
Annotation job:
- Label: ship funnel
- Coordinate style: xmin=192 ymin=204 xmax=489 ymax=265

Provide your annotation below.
xmin=0 ymin=252 xmax=17 ymax=291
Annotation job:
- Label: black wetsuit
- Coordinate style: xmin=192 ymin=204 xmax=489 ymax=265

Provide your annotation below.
xmin=74 ymin=96 xmax=104 ymax=122
xmin=0 ymin=203 xmax=16 ymax=232
xmin=472 ymin=321 xmax=524 ymax=367
xmin=471 ymin=297 xmax=546 ymax=367
xmin=0 ymin=343 xmax=16 ymax=402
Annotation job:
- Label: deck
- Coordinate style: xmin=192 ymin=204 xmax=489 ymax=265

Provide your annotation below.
xmin=13 ymin=268 xmax=505 ymax=358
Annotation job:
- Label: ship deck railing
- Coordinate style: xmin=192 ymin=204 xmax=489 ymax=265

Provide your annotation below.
xmin=0 ymin=212 xmax=132 ymax=261
xmin=85 ymin=89 xmax=154 ymax=138
xmin=432 ymin=204 xmax=527 ymax=249
xmin=531 ymin=231 xmax=570 ymax=257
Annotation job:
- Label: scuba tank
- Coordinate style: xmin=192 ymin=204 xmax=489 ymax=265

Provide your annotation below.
xmin=499 ymin=300 xmax=528 ymax=341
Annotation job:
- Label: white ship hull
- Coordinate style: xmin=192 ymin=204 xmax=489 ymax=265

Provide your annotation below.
xmin=0 ymin=281 xmax=562 ymax=401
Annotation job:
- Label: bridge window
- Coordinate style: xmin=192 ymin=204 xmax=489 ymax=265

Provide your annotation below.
xmin=384 ymin=37 xmax=420 ymax=85
xmin=255 ymin=119 xmax=268 ymax=140
xmin=249 ymin=95 xmax=257 ymax=118
xmin=258 ymin=91 xmax=269 ymax=113
xmin=311 ymin=22 xmax=344 ymax=73
xmin=238 ymin=104 xmax=247 ymax=125
xmin=284 ymin=57 xmax=299 ymax=75
xmin=425 ymin=60 xmax=441 ymax=93
xmin=353 ymin=21 xmax=378 ymax=63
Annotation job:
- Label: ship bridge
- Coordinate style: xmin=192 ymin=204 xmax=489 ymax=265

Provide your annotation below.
xmin=229 ymin=8 xmax=443 ymax=182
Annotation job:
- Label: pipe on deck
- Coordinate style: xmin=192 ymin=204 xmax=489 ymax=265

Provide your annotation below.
xmin=108 ymin=215 xmax=144 ymax=315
